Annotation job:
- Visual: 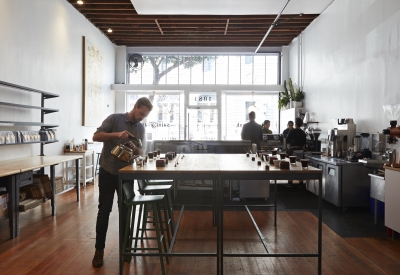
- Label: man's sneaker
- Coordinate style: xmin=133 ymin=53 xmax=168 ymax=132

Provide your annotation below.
xmin=92 ymin=249 xmax=104 ymax=267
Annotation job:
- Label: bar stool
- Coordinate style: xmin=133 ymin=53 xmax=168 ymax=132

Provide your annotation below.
xmin=137 ymin=180 xmax=175 ymax=245
xmin=95 ymin=153 xmax=101 ymax=175
xmin=122 ymin=181 xmax=168 ymax=275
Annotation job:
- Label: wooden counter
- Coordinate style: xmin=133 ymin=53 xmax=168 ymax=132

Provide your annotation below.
xmin=0 ymin=155 xmax=82 ymax=239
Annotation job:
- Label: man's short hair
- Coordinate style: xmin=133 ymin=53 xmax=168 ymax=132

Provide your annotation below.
xmin=135 ymin=97 xmax=153 ymax=111
xmin=287 ymin=120 xmax=294 ymax=126
xmin=249 ymin=111 xmax=256 ymax=119
xmin=295 ymin=117 xmax=303 ymax=127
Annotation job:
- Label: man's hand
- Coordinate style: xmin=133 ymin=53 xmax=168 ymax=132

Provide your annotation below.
xmin=124 ymin=141 xmax=138 ymax=154
xmin=117 ymin=130 xmax=135 ymax=140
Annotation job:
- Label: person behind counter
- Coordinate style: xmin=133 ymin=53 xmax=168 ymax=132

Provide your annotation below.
xmin=241 ymin=111 xmax=263 ymax=150
xmin=282 ymin=120 xmax=294 ymax=138
xmin=262 ymin=120 xmax=273 ymax=134
xmin=286 ymin=117 xmax=306 ymax=187
xmin=91 ymin=97 xmax=153 ymax=268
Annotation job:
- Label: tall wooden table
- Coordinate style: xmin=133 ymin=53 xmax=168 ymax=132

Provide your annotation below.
xmin=118 ymin=154 xmax=323 ymax=275
xmin=0 ymin=155 xmax=82 ymax=239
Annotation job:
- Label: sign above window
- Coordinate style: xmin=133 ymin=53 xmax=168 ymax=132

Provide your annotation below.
xmin=188 ymin=92 xmax=217 ymax=106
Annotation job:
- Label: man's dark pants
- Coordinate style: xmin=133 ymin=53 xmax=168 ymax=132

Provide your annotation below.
xmin=95 ymin=167 xmax=127 ymax=250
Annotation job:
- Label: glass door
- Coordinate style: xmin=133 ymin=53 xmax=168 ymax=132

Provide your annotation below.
xmin=186 ymin=91 xmax=219 ymax=140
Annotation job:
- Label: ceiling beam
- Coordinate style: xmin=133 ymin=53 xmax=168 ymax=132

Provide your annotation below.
xmin=155 ymin=19 xmax=164 ymax=35
xmin=224 ymin=19 xmax=229 ymax=35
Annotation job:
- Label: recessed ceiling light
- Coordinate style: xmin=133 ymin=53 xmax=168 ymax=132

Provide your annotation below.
xmin=77 ymin=1 xmax=84 ymax=4
xmin=107 ymin=26 xmax=113 ymax=33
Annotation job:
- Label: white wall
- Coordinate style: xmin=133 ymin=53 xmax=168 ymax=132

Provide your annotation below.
xmin=289 ymin=0 xmax=400 ymax=155
xmin=0 ymin=0 xmax=116 ymax=172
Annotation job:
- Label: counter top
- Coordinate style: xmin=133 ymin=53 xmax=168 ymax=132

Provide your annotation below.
xmin=384 ymin=166 xmax=400 ymax=173
xmin=307 ymin=155 xmax=363 ymax=166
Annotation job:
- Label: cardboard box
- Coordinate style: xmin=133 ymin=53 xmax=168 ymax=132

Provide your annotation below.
xmin=0 ymin=192 xmax=8 ymax=218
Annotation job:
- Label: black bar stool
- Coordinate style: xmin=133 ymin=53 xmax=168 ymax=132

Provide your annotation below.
xmin=95 ymin=153 xmax=101 ymax=175
xmin=137 ymin=179 xmax=175 ymax=246
xmin=122 ymin=181 xmax=168 ymax=275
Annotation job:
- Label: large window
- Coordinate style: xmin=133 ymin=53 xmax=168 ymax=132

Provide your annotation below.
xmin=223 ymin=94 xmax=279 ymax=140
xmin=127 ymin=54 xmax=279 ymax=85
xmin=126 ymin=93 xmax=183 ymax=141
xmin=127 ymin=92 xmax=279 ymax=142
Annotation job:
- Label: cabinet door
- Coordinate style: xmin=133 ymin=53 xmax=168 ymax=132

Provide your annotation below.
xmin=385 ymin=169 xmax=400 ymax=232
xmin=325 ymin=164 xmax=341 ymax=206
xmin=307 ymin=160 xmax=325 ymax=196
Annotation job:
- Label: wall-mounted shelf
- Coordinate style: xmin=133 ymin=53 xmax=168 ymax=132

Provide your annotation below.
xmin=0 ymin=102 xmax=58 ymax=114
xmin=0 ymin=80 xmax=58 ymax=98
xmin=0 ymin=80 xmax=59 ymax=155
xmin=0 ymin=140 xmax=59 ymax=146
xmin=0 ymin=121 xmax=58 ymax=128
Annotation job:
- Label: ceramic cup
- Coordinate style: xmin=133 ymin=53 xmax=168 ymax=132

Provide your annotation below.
xmin=300 ymin=159 xmax=309 ymax=168
xmin=289 ymin=156 xmax=297 ymax=164
xmin=269 ymin=156 xmax=277 ymax=164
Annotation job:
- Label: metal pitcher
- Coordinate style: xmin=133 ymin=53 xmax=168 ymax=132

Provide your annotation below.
xmin=111 ymin=144 xmax=136 ymax=163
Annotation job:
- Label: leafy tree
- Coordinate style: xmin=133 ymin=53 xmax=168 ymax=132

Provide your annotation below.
xmin=142 ymin=56 xmax=215 ymax=84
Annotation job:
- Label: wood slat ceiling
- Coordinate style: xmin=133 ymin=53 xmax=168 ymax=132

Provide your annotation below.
xmin=67 ymin=0 xmax=319 ymax=47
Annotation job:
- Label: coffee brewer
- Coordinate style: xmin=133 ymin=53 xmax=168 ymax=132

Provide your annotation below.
xmin=306 ymin=131 xmax=321 ymax=152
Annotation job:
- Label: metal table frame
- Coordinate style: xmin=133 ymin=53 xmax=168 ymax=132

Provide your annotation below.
xmin=118 ymin=154 xmax=322 ymax=275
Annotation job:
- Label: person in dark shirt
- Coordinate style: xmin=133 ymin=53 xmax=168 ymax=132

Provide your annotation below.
xmin=262 ymin=120 xmax=273 ymax=134
xmin=286 ymin=117 xmax=306 ymax=187
xmin=282 ymin=120 xmax=294 ymax=138
xmin=286 ymin=118 xmax=306 ymax=148
xmin=241 ymin=111 xmax=263 ymax=149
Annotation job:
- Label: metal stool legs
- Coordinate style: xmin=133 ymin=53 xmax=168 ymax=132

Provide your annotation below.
xmin=122 ymin=182 xmax=168 ymax=275
xmin=95 ymin=153 xmax=101 ymax=175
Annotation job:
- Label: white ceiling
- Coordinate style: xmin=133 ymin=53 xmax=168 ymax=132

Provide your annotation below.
xmin=131 ymin=0 xmax=334 ymax=15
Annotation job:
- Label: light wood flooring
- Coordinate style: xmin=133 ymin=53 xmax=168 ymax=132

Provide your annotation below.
xmin=1 ymin=179 xmax=400 ymax=275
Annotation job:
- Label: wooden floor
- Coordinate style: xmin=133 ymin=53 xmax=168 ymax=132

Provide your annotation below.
xmin=1 ymin=180 xmax=400 ymax=275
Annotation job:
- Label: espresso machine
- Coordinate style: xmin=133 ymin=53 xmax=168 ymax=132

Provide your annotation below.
xmin=328 ymin=118 xmax=356 ymax=157
xmin=261 ymin=134 xmax=283 ymax=151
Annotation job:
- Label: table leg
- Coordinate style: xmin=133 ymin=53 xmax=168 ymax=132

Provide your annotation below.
xmin=7 ymin=175 xmax=16 ymax=239
xmin=318 ymin=175 xmax=322 ymax=275
xmin=15 ymin=174 xmax=21 ymax=237
xmin=118 ymin=174 xmax=123 ymax=275
xmin=75 ymin=159 xmax=80 ymax=202
xmin=274 ymin=180 xmax=277 ymax=226
xmin=50 ymin=165 xmax=56 ymax=216
xmin=217 ymin=176 xmax=223 ymax=275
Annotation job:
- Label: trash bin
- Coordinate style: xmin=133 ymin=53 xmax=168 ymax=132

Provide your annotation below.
xmin=370 ymin=197 xmax=385 ymax=217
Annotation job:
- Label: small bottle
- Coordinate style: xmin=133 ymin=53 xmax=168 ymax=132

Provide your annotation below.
xmin=85 ymin=139 xmax=88 ymax=150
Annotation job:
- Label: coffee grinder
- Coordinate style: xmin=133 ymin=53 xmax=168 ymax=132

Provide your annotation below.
xmin=382 ymin=104 xmax=400 ymax=144
xmin=306 ymin=130 xmax=321 ymax=152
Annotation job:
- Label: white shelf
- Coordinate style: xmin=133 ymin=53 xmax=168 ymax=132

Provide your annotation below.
xmin=64 ymin=150 xmax=95 ymax=188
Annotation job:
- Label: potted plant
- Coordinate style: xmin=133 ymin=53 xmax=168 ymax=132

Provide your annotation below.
xmin=278 ymin=80 xmax=291 ymax=110
xmin=288 ymin=78 xmax=304 ymax=107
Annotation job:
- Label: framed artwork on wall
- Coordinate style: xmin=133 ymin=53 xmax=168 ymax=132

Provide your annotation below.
xmin=83 ymin=36 xmax=103 ymax=126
